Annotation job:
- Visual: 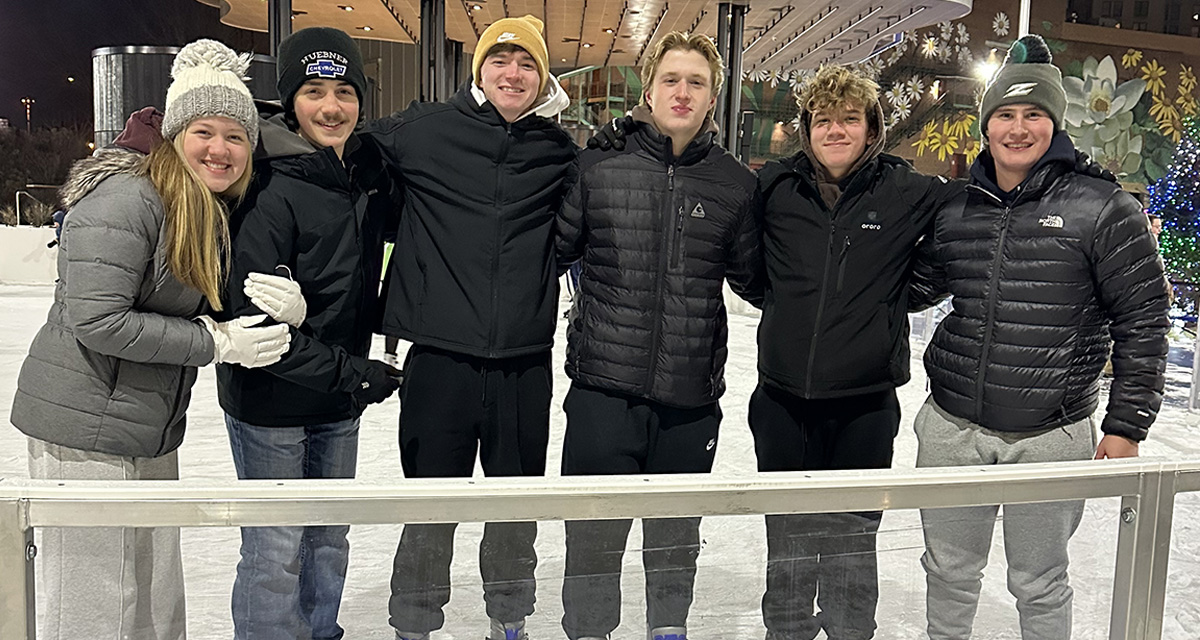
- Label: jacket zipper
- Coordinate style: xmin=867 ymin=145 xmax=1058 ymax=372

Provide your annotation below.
xmin=835 ymin=236 xmax=851 ymax=294
xmin=805 ymin=222 xmax=837 ymax=396
xmin=972 ymin=183 xmax=1015 ymax=420
xmin=671 ymin=200 xmax=685 ymax=270
xmin=645 ymin=163 xmax=677 ymax=394
xmin=488 ymin=124 xmax=513 ymax=357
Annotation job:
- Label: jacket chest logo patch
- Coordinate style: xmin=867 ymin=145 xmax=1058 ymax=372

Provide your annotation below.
xmin=690 ymin=203 xmax=706 ymax=218
xmin=1039 ymin=214 xmax=1064 ymax=228
xmin=861 ymin=210 xmax=881 ymax=230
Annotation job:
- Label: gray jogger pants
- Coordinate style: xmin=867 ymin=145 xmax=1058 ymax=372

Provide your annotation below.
xmin=28 ymin=438 xmax=187 ymax=640
xmin=914 ymin=397 xmax=1096 ymax=640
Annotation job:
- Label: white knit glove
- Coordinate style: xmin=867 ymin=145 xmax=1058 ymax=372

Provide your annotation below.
xmin=197 ymin=315 xmax=291 ymax=368
xmin=245 ymin=271 xmax=307 ymax=328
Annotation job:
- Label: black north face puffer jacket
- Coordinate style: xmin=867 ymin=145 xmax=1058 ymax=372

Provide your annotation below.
xmin=910 ymin=133 xmax=1170 ymax=440
xmin=556 ymin=116 xmax=762 ymax=408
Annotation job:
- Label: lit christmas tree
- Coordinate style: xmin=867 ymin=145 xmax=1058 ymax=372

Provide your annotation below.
xmin=1146 ymin=117 xmax=1200 ymax=310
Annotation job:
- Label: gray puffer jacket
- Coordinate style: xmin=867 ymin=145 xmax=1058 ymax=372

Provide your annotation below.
xmin=11 ymin=149 xmax=216 ymax=458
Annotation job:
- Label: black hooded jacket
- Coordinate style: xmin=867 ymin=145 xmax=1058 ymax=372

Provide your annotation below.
xmin=556 ymin=112 xmax=762 ymax=408
xmin=910 ymin=132 xmax=1170 ymax=440
xmin=216 ymin=110 xmax=396 ymax=426
xmin=756 ymin=143 xmax=962 ymax=399
xmin=364 ymin=83 xmax=578 ymax=359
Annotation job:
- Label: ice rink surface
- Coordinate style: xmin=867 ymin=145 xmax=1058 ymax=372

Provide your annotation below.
xmin=2 ymin=282 xmax=1199 ymax=639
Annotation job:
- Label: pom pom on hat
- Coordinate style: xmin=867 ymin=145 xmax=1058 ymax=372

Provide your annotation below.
xmin=162 ymin=39 xmax=258 ymax=143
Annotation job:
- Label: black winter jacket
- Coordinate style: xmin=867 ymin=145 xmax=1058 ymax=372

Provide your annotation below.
xmin=556 ymin=116 xmax=762 ymax=408
xmin=756 ymin=151 xmax=961 ymax=399
xmin=365 ymin=83 xmax=578 ymax=359
xmin=910 ymin=132 xmax=1169 ymax=440
xmin=217 ymin=113 xmax=396 ymax=426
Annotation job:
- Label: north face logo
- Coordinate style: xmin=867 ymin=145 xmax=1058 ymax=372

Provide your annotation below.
xmin=690 ymin=203 xmax=706 ymax=218
xmin=1003 ymin=82 xmax=1039 ymax=98
xmin=1039 ymin=214 xmax=1064 ymax=228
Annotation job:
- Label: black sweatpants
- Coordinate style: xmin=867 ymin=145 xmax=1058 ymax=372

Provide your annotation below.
xmin=388 ymin=345 xmax=551 ymax=635
xmin=560 ymin=383 xmax=721 ymax=640
xmin=747 ymin=384 xmax=900 ymax=640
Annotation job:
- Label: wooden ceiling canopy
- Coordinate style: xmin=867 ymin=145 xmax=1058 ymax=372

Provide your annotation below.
xmin=200 ymin=0 xmax=972 ymax=72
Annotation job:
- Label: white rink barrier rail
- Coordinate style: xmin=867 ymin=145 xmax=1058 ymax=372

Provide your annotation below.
xmin=2 ymin=458 xmax=1199 ymax=640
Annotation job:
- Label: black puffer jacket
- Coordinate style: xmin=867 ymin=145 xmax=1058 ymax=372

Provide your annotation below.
xmin=556 ymin=113 xmax=762 ymax=408
xmin=910 ymin=132 xmax=1169 ymax=440
xmin=364 ymin=83 xmax=578 ymax=359
xmin=216 ymin=112 xmax=396 ymax=426
xmin=756 ymin=150 xmax=961 ymax=399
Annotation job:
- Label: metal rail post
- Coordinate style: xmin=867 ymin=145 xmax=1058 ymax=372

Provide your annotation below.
xmin=1110 ymin=468 xmax=1176 ymax=639
xmin=723 ymin=4 xmax=748 ymax=154
xmin=0 ymin=497 xmax=35 ymax=640
xmin=268 ymin=0 xmax=293 ymax=59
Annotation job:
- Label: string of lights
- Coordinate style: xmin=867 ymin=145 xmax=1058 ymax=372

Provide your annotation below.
xmin=1147 ymin=117 xmax=1200 ymax=311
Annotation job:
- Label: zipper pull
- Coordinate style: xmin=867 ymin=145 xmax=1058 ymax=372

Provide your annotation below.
xmin=840 ymin=235 xmax=851 ymax=258
xmin=668 ymin=165 xmax=675 ymax=191
xmin=677 ymin=206 xmax=685 ymax=233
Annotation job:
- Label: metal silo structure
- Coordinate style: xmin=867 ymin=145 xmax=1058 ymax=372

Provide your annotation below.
xmin=91 ymin=46 xmax=277 ymax=148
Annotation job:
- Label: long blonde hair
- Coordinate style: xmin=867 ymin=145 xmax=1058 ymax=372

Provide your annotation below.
xmin=141 ymin=128 xmax=252 ymax=311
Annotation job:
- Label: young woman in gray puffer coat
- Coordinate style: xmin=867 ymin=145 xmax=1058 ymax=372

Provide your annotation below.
xmin=9 ymin=40 xmax=301 ymax=640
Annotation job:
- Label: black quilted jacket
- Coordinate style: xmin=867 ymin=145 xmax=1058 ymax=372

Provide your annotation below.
xmin=556 ymin=117 xmax=762 ymax=408
xmin=910 ymin=132 xmax=1170 ymax=440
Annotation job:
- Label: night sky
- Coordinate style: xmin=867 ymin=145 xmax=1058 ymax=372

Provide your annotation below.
xmin=0 ymin=0 xmax=270 ymax=128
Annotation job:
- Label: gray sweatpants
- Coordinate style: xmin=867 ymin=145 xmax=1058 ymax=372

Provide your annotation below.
xmin=28 ymin=438 xmax=187 ymax=640
xmin=914 ymin=397 xmax=1096 ymax=640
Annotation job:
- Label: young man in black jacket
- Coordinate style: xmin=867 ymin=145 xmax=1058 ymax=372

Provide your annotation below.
xmin=362 ymin=15 xmax=576 ymax=640
xmin=752 ymin=65 xmax=961 ymax=640
xmin=217 ymin=27 xmax=401 ymax=640
xmin=909 ymin=36 xmax=1169 ymax=640
xmin=555 ymin=32 xmax=762 ymax=640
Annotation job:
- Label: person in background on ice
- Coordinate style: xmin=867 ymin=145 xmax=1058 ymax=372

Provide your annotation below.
xmin=215 ymin=27 xmax=400 ymax=640
xmin=749 ymin=64 xmax=961 ymax=640
xmin=10 ymin=39 xmax=292 ymax=640
xmin=908 ymin=34 xmax=1170 ymax=640
xmin=362 ymin=15 xmax=576 ymax=640
xmin=554 ymin=31 xmax=763 ymax=640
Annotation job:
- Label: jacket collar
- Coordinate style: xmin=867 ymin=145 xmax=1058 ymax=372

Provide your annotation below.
xmin=252 ymin=107 xmax=359 ymax=191
xmin=628 ymin=104 xmax=717 ymax=165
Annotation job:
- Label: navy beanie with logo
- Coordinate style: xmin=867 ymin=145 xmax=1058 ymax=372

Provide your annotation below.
xmin=276 ymin=27 xmax=367 ymax=115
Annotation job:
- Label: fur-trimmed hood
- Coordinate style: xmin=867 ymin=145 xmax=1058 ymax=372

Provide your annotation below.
xmin=58 ymin=147 xmax=146 ymax=213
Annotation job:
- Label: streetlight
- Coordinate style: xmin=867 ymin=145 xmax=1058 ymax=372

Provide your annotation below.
xmin=20 ymin=97 xmax=34 ymax=132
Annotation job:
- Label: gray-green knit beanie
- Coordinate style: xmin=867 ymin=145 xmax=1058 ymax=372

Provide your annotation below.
xmin=979 ymin=35 xmax=1066 ymax=140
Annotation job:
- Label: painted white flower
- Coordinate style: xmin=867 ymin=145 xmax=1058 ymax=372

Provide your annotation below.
xmin=1063 ymin=55 xmax=1148 ymax=175
xmin=885 ymin=83 xmax=910 ymax=108
xmin=905 ymin=76 xmax=926 ymax=101
xmin=957 ymin=45 xmax=974 ymax=67
xmin=921 ymin=35 xmax=939 ymax=58
xmin=887 ymin=111 xmax=902 ymax=128
xmin=936 ymin=43 xmax=952 ymax=63
xmin=993 ymin=12 xmax=1010 ymax=37
xmin=892 ymin=101 xmax=912 ymax=121
xmin=956 ymin=23 xmax=970 ymax=45
xmin=747 ymin=68 xmax=770 ymax=83
xmin=939 ymin=21 xmax=953 ymax=41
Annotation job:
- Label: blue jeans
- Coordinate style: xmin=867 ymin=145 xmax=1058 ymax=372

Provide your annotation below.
xmin=225 ymin=414 xmax=360 ymax=640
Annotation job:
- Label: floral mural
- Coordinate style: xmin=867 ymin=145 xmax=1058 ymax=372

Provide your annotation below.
xmin=1062 ymin=55 xmax=1146 ymax=176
